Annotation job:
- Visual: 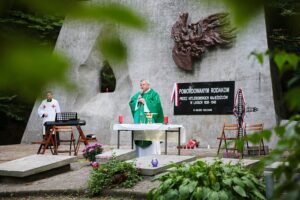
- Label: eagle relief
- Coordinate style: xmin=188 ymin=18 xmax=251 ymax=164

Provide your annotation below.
xmin=171 ymin=12 xmax=236 ymax=71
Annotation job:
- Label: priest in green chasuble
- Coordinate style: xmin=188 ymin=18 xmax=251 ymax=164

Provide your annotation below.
xmin=129 ymin=79 xmax=164 ymax=156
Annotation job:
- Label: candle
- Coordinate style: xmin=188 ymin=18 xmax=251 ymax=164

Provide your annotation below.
xmin=118 ymin=115 xmax=123 ymax=123
xmin=164 ymin=115 xmax=168 ymax=124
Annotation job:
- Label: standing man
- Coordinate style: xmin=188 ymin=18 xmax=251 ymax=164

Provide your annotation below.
xmin=38 ymin=91 xmax=61 ymax=135
xmin=130 ymin=79 xmax=164 ymax=124
xmin=129 ymin=79 xmax=164 ymax=156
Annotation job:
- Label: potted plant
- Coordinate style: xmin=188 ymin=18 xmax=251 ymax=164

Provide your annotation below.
xmin=82 ymin=143 xmax=103 ymax=162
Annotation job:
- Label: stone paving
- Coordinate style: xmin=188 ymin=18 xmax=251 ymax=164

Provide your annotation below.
xmin=0 ymin=144 xmax=225 ymax=199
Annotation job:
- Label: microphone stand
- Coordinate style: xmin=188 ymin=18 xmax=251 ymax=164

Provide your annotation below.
xmin=138 ymin=91 xmax=144 ymax=124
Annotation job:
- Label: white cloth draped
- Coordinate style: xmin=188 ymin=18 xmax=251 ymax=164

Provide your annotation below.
xmin=136 ymin=141 xmax=161 ymax=157
xmin=113 ymin=124 xmax=186 ymax=157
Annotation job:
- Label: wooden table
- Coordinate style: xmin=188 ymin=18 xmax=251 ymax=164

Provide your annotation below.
xmin=37 ymin=120 xmax=89 ymax=155
xmin=113 ymin=124 xmax=184 ymax=155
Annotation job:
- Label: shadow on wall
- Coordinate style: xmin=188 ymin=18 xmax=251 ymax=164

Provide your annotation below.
xmin=100 ymin=61 xmax=116 ymax=93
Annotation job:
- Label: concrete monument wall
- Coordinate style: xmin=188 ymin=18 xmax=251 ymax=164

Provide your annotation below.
xmin=22 ymin=0 xmax=278 ymax=148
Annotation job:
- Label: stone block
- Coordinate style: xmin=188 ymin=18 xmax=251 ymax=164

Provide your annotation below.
xmin=0 ymin=155 xmax=77 ymax=178
xmin=198 ymin=157 xmax=260 ymax=168
xmin=96 ymin=149 xmax=137 ymax=163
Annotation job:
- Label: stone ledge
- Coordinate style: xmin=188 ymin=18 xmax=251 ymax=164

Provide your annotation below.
xmin=0 ymin=155 xmax=77 ymax=177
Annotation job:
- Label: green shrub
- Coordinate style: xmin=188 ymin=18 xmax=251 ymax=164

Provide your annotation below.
xmin=148 ymin=160 xmax=265 ymax=200
xmin=88 ymin=158 xmax=142 ymax=196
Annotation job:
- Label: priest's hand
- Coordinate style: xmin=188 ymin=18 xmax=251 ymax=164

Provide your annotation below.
xmin=138 ymin=98 xmax=145 ymax=104
xmin=43 ymin=113 xmax=48 ymax=117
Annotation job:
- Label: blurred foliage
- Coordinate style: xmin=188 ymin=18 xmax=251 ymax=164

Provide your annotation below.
xmin=219 ymin=1 xmax=300 ymax=199
xmin=264 ymin=0 xmax=300 ymax=118
xmin=247 ymin=117 xmax=300 ymax=199
xmin=0 ymin=0 xmax=146 ymax=144
xmin=250 ymin=49 xmax=300 ymax=113
xmin=1 ymin=38 xmax=72 ymax=99
xmin=248 ymin=50 xmax=300 ymax=199
xmin=98 ymin=26 xmax=127 ymax=64
xmin=0 ymin=7 xmax=65 ymax=123
xmin=210 ymin=0 xmax=264 ymax=27
xmin=0 ymin=0 xmax=146 ymax=101
xmin=0 ymin=10 xmax=63 ymax=47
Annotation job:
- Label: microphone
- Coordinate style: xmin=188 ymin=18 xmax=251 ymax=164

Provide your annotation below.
xmin=140 ymin=89 xmax=144 ymax=96
xmin=138 ymin=89 xmax=144 ymax=106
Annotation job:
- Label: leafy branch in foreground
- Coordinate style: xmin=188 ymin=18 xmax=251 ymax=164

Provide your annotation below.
xmin=0 ymin=0 xmax=147 ymax=100
xmin=248 ymin=51 xmax=300 ymax=199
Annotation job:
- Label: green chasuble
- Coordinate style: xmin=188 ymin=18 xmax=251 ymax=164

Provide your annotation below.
xmin=129 ymin=89 xmax=164 ymax=148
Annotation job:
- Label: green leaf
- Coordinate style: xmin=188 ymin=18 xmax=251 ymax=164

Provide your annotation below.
xmin=285 ymin=53 xmax=299 ymax=70
xmin=261 ymin=130 xmax=272 ymax=142
xmin=235 ymin=139 xmax=244 ymax=152
xmin=161 ymin=178 xmax=173 ymax=191
xmin=196 ymin=172 xmax=204 ymax=178
xmin=247 ymin=132 xmax=263 ymax=144
xmin=178 ymin=185 xmax=190 ymax=199
xmin=285 ymin=87 xmax=300 ymax=111
xmin=274 ymin=126 xmax=285 ymax=137
xmin=253 ymin=190 xmax=266 ymax=200
xmin=274 ymin=52 xmax=287 ymax=72
xmin=218 ymin=191 xmax=229 ymax=200
xmin=210 ymin=0 xmax=264 ymax=27
xmin=187 ymin=181 xmax=198 ymax=193
xmin=222 ymin=178 xmax=232 ymax=186
xmin=193 ymin=187 xmax=203 ymax=199
xmin=0 ymin=40 xmax=72 ymax=100
xmin=233 ymin=177 xmax=245 ymax=187
xmin=233 ymin=185 xmax=247 ymax=197
xmin=98 ymin=27 xmax=127 ymax=63
xmin=242 ymin=178 xmax=255 ymax=188
xmin=69 ymin=3 xmax=146 ymax=29
xmin=164 ymin=189 xmax=178 ymax=200
xmin=209 ymin=191 xmax=219 ymax=200
xmin=249 ymin=51 xmax=264 ymax=65
xmin=202 ymin=187 xmax=212 ymax=199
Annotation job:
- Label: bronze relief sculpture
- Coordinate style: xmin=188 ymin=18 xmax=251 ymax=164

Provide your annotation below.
xmin=171 ymin=12 xmax=236 ymax=71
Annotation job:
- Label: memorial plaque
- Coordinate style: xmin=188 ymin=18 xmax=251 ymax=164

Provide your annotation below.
xmin=174 ymin=81 xmax=235 ymax=115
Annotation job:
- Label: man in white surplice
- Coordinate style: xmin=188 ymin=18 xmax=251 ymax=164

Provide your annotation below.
xmin=38 ymin=91 xmax=61 ymax=135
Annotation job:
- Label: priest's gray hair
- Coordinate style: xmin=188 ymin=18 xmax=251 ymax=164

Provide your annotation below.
xmin=140 ymin=79 xmax=150 ymax=85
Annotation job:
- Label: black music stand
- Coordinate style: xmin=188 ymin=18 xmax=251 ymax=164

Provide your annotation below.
xmin=55 ymin=112 xmax=78 ymax=122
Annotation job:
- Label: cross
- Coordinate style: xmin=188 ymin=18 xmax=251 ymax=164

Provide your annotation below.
xmin=232 ymin=88 xmax=258 ymax=157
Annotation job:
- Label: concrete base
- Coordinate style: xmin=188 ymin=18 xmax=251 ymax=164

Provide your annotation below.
xmin=96 ymin=149 xmax=137 ymax=163
xmin=0 ymin=164 xmax=71 ymax=183
xmin=129 ymin=155 xmax=195 ymax=176
xmin=198 ymin=157 xmax=260 ymax=168
xmin=166 ymin=157 xmax=260 ymax=173
xmin=0 ymin=155 xmax=77 ymax=178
